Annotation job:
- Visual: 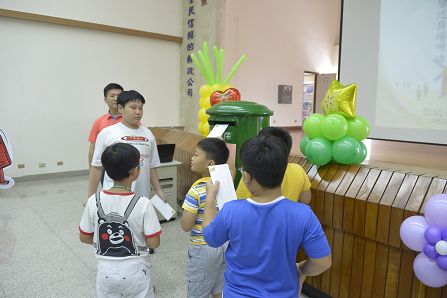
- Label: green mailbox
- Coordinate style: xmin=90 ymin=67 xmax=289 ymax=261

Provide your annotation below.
xmin=206 ymin=101 xmax=274 ymax=185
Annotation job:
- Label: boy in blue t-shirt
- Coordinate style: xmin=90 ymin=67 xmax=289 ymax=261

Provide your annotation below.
xmin=203 ymin=135 xmax=332 ymax=298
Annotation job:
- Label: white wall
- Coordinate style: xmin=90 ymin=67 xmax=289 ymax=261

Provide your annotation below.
xmin=0 ymin=0 xmax=182 ymax=36
xmin=0 ymin=1 xmax=182 ymax=178
xmin=221 ymin=0 xmax=340 ymax=126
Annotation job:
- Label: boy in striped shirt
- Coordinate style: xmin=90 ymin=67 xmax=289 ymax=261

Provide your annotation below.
xmin=181 ymin=138 xmax=229 ymax=298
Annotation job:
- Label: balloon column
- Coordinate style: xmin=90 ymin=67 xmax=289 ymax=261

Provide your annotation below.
xmin=300 ymin=80 xmax=370 ymax=166
xmin=191 ymin=42 xmax=246 ymax=136
xmin=400 ymin=194 xmax=447 ymax=287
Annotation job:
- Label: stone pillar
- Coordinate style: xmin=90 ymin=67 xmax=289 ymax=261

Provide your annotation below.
xmin=180 ymin=0 xmax=226 ymax=133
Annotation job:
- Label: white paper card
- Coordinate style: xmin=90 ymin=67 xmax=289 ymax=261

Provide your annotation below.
xmin=207 ymin=124 xmax=228 ymax=138
xmin=208 ymin=164 xmax=237 ymax=209
xmin=150 ymin=195 xmax=176 ymax=220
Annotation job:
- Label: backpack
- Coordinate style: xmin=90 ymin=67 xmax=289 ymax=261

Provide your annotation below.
xmin=95 ymin=192 xmax=142 ymax=257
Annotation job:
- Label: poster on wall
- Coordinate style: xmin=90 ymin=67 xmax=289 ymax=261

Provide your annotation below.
xmin=302 ymin=84 xmax=314 ymax=122
xmin=278 ymin=85 xmax=293 ymax=104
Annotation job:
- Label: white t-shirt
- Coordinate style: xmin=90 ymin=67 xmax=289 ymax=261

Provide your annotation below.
xmin=92 ymin=122 xmax=161 ymax=197
xmin=79 ymin=190 xmax=161 ymax=264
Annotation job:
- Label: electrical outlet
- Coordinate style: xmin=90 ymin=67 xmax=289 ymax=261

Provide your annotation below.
xmin=57 ymin=161 xmax=63 ymax=166
xmin=39 ymin=162 xmax=46 ymax=168
xmin=18 ymin=164 xmax=25 ymax=169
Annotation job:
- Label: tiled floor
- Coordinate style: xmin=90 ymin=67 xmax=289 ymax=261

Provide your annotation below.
xmin=0 ymin=175 xmax=310 ymax=298
xmin=0 ymin=176 xmax=188 ymax=298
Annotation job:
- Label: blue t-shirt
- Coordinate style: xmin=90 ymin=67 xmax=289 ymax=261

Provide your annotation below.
xmin=203 ymin=196 xmax=331 ymax=298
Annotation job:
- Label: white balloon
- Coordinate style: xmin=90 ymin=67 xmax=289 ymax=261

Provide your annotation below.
xmin=435 ymin=240 xmax=447 ymax=255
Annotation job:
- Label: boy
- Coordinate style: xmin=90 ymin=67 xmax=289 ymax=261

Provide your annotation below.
xmin=88 ymin=90 xmax=166 ymax=202
xmin=236 ymin=127 xmax=311 ymax=204
xmin=203 ymin=135 xmax=332 ymax=297
xmin=80 ymin=143 xmax=161 ymax=298
xmin=181 ymin=138 xmax=229 ymax=298
xmin=88 ymin=83 xmax=124 ymax=168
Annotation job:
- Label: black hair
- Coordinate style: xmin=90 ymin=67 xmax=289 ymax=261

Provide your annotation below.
xmin=240 ymin=135 xmax=288 ymax=188
xmin=197 ymin=138 xmax=229 ymax=165
xmin=101 ymin=143 xmax=140 ymax=181
xmin=117 ymin=90 xmax=146 ymax=107
xmin=258 ymin=126 xmax=292 ymax=154
xmin=103 ymin=83 xmax=124 ymax=97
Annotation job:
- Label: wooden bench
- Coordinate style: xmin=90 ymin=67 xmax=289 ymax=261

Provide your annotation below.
xmin=151 ymin=127 xmax=447 ymax=298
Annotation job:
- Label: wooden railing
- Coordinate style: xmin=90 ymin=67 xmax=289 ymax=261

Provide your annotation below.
xmin=152 ymin=127 xmax=447 ymax=298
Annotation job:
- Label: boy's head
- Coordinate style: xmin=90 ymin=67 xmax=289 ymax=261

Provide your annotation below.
xmin=240 ymin=135 xmax=288 ymax=189
xmin=258 ymin=127 xmax=292 ymax=154
xmin=191 ymin=138 xmax=229 ymax=176
xmin=103 ymin=83 xmax=124 ymax=112
xmin=101 ymin=143 xmax=140 ymax=181
xmin=117 ymin=90 xmax=145 ymax=127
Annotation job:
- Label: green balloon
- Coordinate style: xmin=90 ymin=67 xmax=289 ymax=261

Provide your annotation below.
xmin=303 ymin=113 xmax=324 ymax=138
xmin=332 ymin=136 xmax=361 ymax=164
xmin=353 ymin=141 xmax=367 ymax=164
xmin=300 ymin=135 xmax=310 ymax=155
xmin=321 ymin=114 xmax=348 ymax=141
xmin=347 ymin=116 xmax=370 ymax=141
xmin=305 ymin=137 xmax=332 ymax=166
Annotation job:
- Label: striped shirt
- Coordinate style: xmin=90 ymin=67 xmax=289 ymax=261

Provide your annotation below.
xmin=182 ymin=177 xmax=210 ymax=245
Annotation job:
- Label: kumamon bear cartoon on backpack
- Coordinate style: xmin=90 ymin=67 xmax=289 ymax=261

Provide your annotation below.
xmin=94 ymin=192 xmax=143 ymax=257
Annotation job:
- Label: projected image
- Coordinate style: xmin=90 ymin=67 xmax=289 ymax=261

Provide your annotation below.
xmin=376 ymin=0 xmax=447 ymax=130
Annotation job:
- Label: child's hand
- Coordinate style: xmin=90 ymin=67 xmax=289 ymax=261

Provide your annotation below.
xmin=156 ymin=190 xmax=167 ymax=202
xmin=206 ymin=180 xmax=220 ymax=199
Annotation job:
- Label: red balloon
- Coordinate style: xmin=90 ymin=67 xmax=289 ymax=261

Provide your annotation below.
xmin=209 ymin=88 xmax=241 ymax=105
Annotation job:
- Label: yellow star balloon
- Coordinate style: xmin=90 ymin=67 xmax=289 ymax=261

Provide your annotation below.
xmin=321 ymin=80 xmax=357 ymax=118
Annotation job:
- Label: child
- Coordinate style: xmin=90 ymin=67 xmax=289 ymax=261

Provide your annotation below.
xmin=80 ymin=143 xmax=161 ymax=298
xmin=236 ymin=127 xmax=311 ymax=204
xmin=88 ymin=83 xmax=124 ymax=168
xmin=203 ymin=135 xmax=332 ymax=297
xmin=181 ymin=138 xmax=229 ymax=298
xmin=88 ymin=90 xmax=166 ymax=202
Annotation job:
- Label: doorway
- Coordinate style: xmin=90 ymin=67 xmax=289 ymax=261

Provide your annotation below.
xmin=302 ymin=71 xmax=317 ymax=124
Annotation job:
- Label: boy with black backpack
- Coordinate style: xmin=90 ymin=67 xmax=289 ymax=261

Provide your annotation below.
xmin=80 ymin=143 xmax=161 ymax=298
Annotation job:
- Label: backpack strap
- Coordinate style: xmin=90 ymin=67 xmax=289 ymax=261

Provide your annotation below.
xmin=123 ymin=194 xmax=142 ymax=220
xmin=95 ymin=192 xmax=106 ymax=219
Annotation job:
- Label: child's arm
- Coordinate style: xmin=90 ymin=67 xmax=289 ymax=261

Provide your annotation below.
xmin=298 ymin=189 xmax=311 ymax=204
xmin=203 ymin=180 xmax=219 ymax=228
xmin=79 ymin=233 xmax=93 ymax=244
xmin=181 ymin=210 xmax=197 ymax=232
xmin=149 ymin=168 xmax=166 ymax=202
xmin=88 ymin=142 xmax=95 ymax=169
xmin=296 ymin=254 xmax=332 ymax=277
xmin=145 ymin=236 xmax=160 ymax=249
xmin=87 ymin=166 xmax=102 ymax=198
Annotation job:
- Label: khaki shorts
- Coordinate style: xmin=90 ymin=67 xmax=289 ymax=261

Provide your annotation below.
xmin=96 ymin=260 xmax=154 ymax=298
xmin=186 ymin=244 xmax=227 ymax=298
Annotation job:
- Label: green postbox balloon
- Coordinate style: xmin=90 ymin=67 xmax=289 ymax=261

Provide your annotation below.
xmin=321 ymin=114 xmax=348 ymax=140
xmin=305 ymin=137 xmax=332 ymax=166
xmin=300 ymin=135 xmax=310 ymax=155
xmin=332 ymin=136 xmax=361 ymax=164
xmin=303 ymin=113 xmax=324 ymax=138
xmin=353 ymin=141 xmax=367 ymax=164
xmin=347 ymin=116 xmax=370 ymax=141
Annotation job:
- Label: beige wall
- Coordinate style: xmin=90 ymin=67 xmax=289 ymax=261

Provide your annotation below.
xmin=220 ymin=0 xmax=341 ymax=127
xmin=0 ymin=2 xmax=182 ymax=178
